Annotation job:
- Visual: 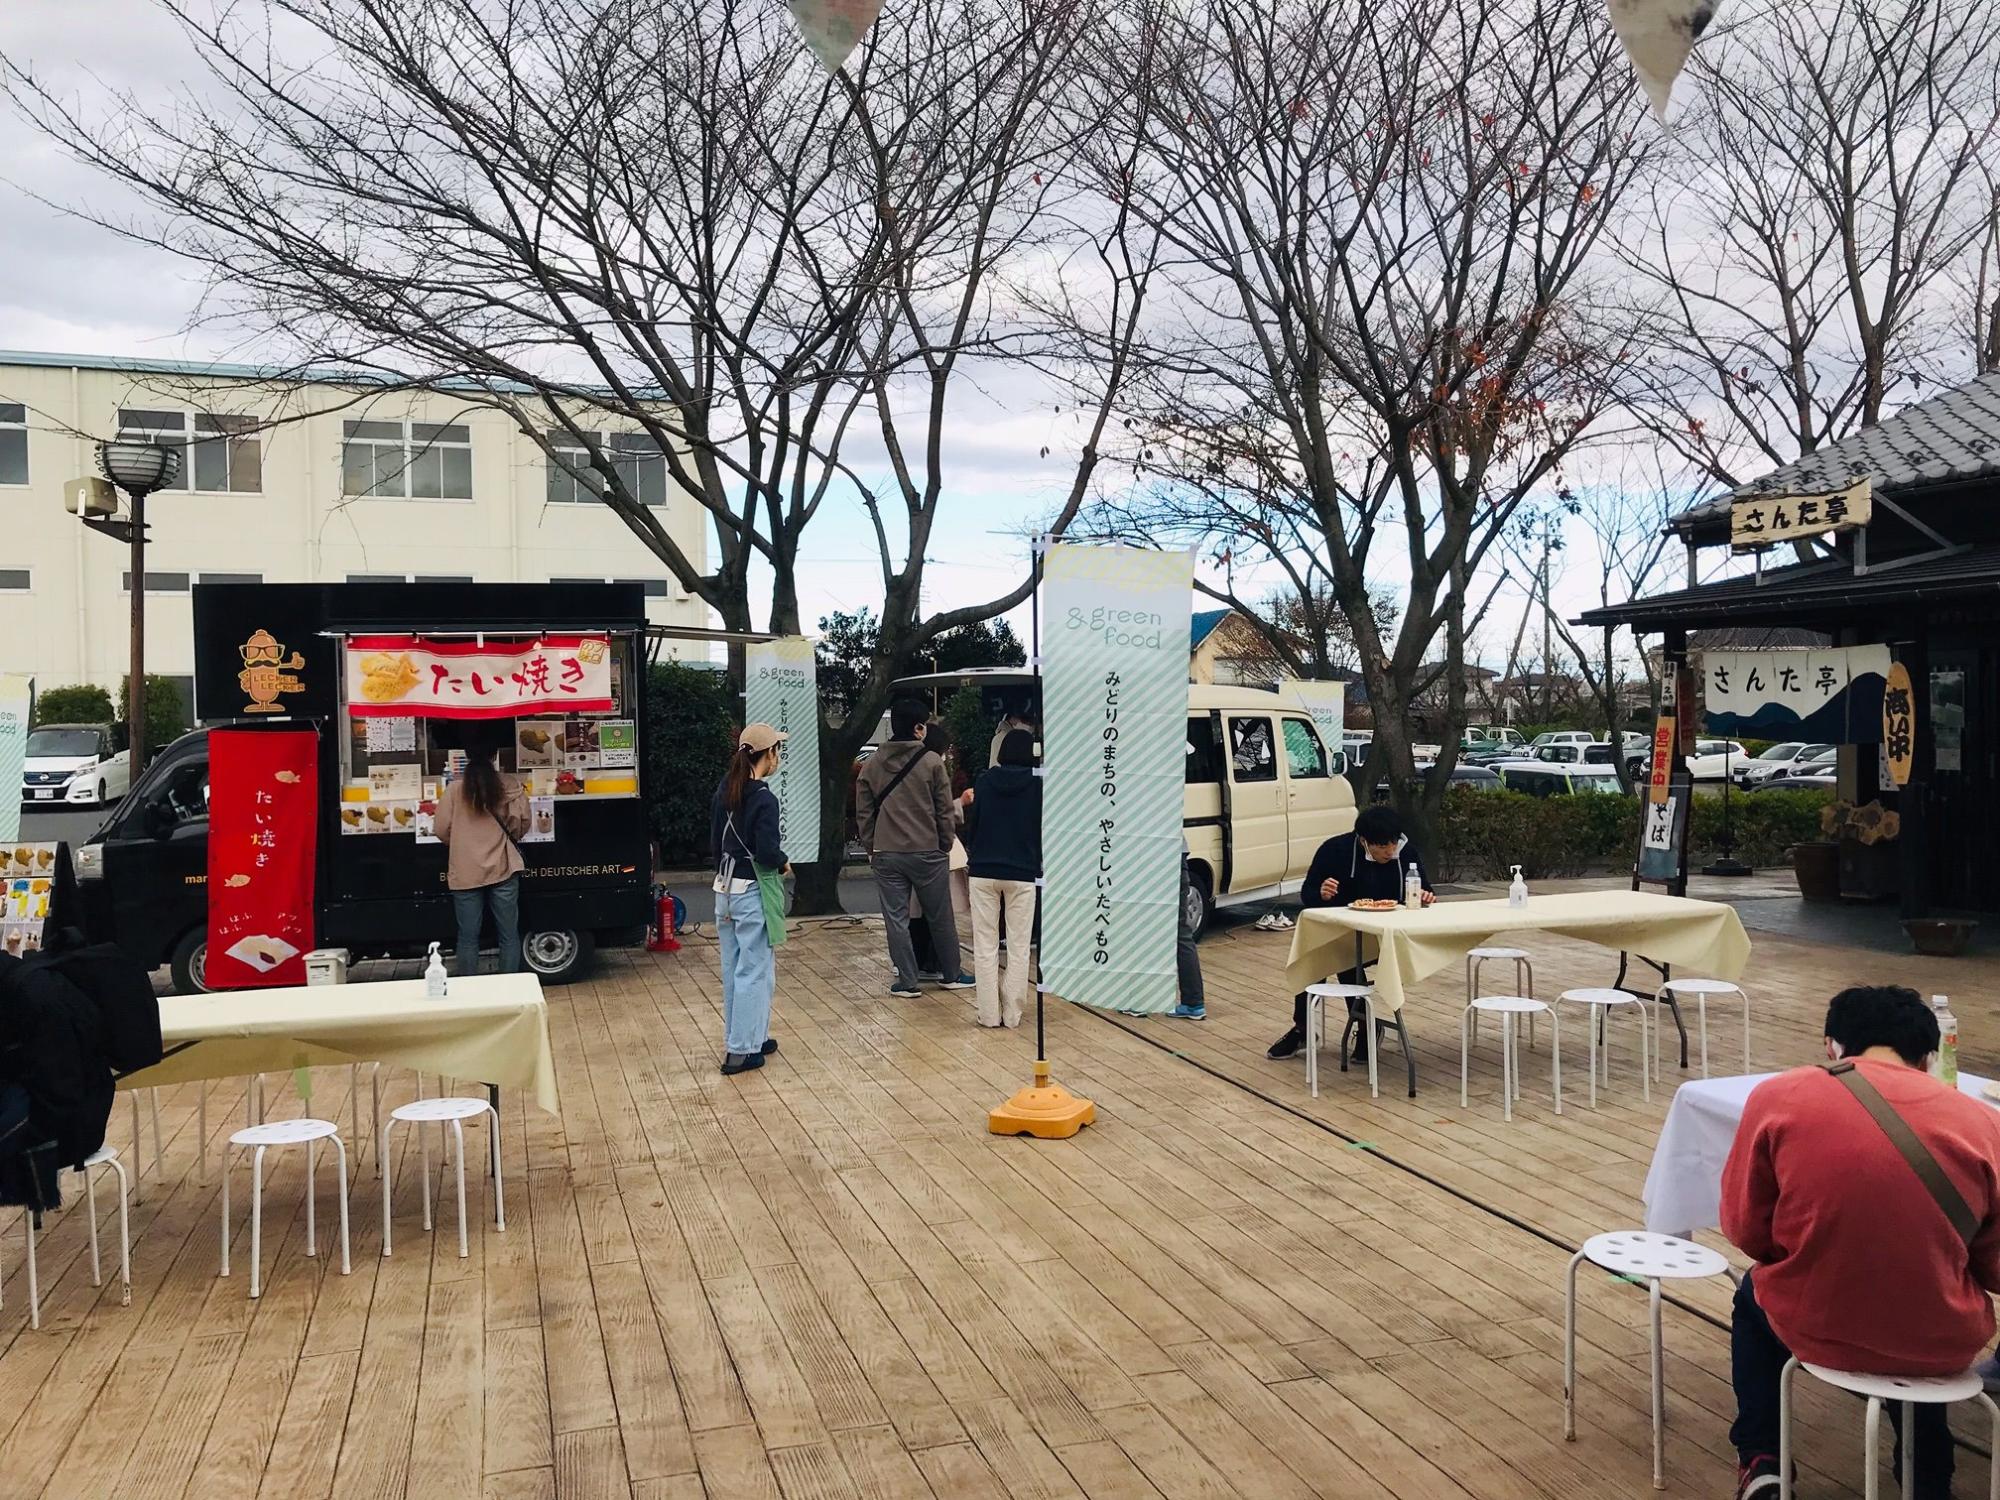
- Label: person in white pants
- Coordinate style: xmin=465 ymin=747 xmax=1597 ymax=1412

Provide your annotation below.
xmin=962 ymin=730 xmax=1041 ymax=1029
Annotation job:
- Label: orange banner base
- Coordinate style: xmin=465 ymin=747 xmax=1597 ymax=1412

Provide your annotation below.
xmin=988 ymin=1061 xmax=1096 ymax=1139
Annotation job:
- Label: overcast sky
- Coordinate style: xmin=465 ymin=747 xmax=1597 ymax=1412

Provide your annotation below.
xmin=0 ymin=1 xmax=1642 ymax=667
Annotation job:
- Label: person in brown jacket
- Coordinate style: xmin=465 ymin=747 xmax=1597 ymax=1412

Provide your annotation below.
xmin=432 ymin=741 xmax=530 ymax=976
xmin=855 ymin=697 xmax=972 ymax=996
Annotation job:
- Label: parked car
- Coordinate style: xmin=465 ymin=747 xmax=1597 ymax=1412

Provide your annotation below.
xmin=1497 ymin=762 xmax=1624 ymax=797
xmin=1368 ymin=761 xmax=1503 ymax=801
xmin=1528 ymin=730 xmax=1595 ymax=751
xmin=1735 ymin=742 xmax=1833 ymax=787
xmin=1682 ymin=738 xmax=1751 ymax=781
xmin=1749 ymin=744 xmax=1838 ymax=790
xmin=20 ymin=722 xmax=131 ymax=807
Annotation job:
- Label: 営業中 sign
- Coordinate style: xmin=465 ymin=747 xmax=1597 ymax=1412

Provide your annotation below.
xmin=1883 ymin=662 xmax=1913 ymax=787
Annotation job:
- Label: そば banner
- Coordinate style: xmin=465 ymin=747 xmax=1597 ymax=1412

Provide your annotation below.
xmin=345 ymin=635 xmax=613 ymax=718
xmin=207 ymin=729 xmax=319 ymax=988
xmin=744 ymin=637 xmax=822 ymax=860
xmin=1039 ymin=544 xmax=1195 ymax=1015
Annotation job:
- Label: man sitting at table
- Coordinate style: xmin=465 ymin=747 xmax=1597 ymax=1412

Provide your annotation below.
xmin=1266 ymin=803 xmax=1433 ymax=1061
xmin=1722 ymin=984 xmax=2000 ymax=1500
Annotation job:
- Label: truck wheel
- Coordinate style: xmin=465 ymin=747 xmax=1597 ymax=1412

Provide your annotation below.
xmin=521 ymin=929 xmax=594 ymax=984
xmin=169 ymin=927 xmax=213 ymax=995
xmin=1182 ymin=867 xmax=1213 ymax=941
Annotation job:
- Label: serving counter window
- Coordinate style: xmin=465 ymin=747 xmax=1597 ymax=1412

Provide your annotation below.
xmin=336 ymin=632 xmax=640 ymax=841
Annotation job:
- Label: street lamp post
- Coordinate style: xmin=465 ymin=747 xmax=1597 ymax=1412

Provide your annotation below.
xmin=93 ymin=440 xmax=181 ymax=775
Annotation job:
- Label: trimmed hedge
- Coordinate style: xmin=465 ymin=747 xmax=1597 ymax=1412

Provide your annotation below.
xmin=1432 ymin=785 xmax=1832 ymax=882
xmin=643 ymin=661 xmax=741 ymax=864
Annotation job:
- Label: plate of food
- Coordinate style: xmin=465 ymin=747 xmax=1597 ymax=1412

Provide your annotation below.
xmin=1350 ymin=898 xmax=1402 ymax=911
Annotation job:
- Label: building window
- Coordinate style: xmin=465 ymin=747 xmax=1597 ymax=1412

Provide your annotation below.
xmin=342 ymin=419 xmax=472 ymax=500
xmin=412 ymin=574 xmax=474 ymax=584
xmin=346 ymin=573 xmax=408 ymax=585
xmin=199 ymin=571 xmax=263 ymax=586
xmin=545 ymin=430 xmax=667 ymax=506
xmin=0 ymin=403 xmax=26 ymax=486
xmin=190 ymin=414 xmax=262 ymax=493
xmin=611 ymin=577 xmax=673 ymax=599
xmin=545 ymin=431 xmax=605 ymax=505
xmin=0 ymin=568 xmax=29 ymax=592
xmin=121 ymin=571 xmax=192 ymax=593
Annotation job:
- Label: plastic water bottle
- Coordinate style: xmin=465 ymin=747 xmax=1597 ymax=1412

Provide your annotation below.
xmin=425 ymin=940 xmax=449 ymax=999
xmin=1509 ymin=865 xmax=1528 ymax=908
xmin=1930 ymin=995 xmax=1959 ymax=1087
xmin=1403 ymin=862 xmax=1423 ymax=910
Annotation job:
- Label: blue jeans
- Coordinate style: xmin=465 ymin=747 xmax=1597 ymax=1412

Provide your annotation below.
xmin=452 ymin=874 xmax=521 ymax=978
xmin=716 ymin=887 xmax=773 ymax=1055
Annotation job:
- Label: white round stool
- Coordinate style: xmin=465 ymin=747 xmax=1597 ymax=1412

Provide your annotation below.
xmin=1564 ymin=1230 xmax=1730 ymax=1490
xmin=1557 ymin=988 xmax=1652 ymax=1107
xmin=1461 ymin=996 xmax=1560 ymax=1121
xmin=1467 ymin=946 xmax=1536 ymax=1044
xmin=4 ymin=1146 xmax=133 ymax=1330
xmin=1302 ymin=982 xmax=1376 ymax=1099
xmin=1656 ymin=979 xmax=1748 ymax=1078
xmin=221 ymin=1119 xmax=351 ymax=1299
xmin=381 ymin=1096 xmax=504 ymax=1259
xmin=1780 ymin=1359 xmax=2000 ymax=1500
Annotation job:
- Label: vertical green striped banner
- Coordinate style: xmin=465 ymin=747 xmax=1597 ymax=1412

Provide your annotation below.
xmin=744 ymin=637 xmax=822 ymax=862
xmin=1040 ymin=545 xmax=1194 ymax=1014
xmin=1284 ymin=680 xmax=1346 ymax=767
xmin=0 ymin=676 xmax=32 ymax=845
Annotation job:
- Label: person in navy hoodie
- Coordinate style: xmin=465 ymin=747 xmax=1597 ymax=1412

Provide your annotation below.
xmin=1267 ymin=803 xmax=1432 ymax=1061
xmin=962 ymin=729 xmax=1040 ymax=1028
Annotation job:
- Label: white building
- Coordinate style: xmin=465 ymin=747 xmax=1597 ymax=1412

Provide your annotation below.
xmin=0 ymin=351 xmax=712 ymax=711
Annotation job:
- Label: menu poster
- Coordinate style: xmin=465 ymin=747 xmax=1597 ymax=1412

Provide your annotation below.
xmin=365 ymin=716 xmax=417 ymax=754
xmin=341 ymin=800 xmax=418 ymax=835
xmin=1 ymin=849 xmax=55 ymax=957
xmin=597 ymin=719 xmax=637 ymax=769
xmin=414 ymin=804 xmax=440 ymax=844
xmin=0 ymin=842 xmax=59 ymax=880
xmin=522 ymin=796 xmax=556 ymax=843
xmin=369 ymin=764 xmax=421 ymax=801
xmin=515 ymin=719 xmax=560 ymax=768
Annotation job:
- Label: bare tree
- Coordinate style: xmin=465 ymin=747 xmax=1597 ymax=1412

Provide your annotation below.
xmin=1212 ymin=580 xmax=1399 ymax=683
xmin=1081 ymin=0 xmax=1653 ymax=843
xmin=6 ymin=0 xmax=1158 ymax=901
xmin=1627 ymin=0 xmax=2000 ymax=488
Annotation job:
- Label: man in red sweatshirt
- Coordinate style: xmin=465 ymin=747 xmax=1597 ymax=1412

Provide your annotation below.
xmin=1721 ymin=985 xmax=2000 ymax=1499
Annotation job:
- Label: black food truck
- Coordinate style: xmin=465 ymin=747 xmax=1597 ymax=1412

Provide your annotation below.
xmin=75 ymin=582 xmax=652 ymax=992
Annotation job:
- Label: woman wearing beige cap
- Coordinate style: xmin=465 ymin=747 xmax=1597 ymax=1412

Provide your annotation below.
xmin=710 ymin=723 xmax=790 ymax=1074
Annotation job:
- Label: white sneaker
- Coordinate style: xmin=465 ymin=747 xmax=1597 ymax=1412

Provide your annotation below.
xmin=1254 ymin=913 xmax=1279 ymax=931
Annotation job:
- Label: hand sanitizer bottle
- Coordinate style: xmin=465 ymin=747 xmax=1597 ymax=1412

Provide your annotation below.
xmin=425 ymin=940 xmax=449 ymax=999
xmin=1509 ymin=865 xmax=1528 ymax=908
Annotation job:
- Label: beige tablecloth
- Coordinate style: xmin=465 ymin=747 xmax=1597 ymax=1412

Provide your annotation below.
xmin=118 ymin=973 xmax=559 ymax=1114
xmin=1283 ymin=890 xmax=1752 ymax=1014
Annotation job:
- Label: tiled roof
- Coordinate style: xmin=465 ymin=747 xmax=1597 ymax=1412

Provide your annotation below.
xmin=1674 ymin=370 xmax=2000 ymax=530
xmin=1580 ymin=543 xmax=2000 ymax=629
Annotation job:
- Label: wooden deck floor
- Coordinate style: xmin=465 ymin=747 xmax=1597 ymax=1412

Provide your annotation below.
xmin=4 ymin=886 xmax=1996 ymax=1499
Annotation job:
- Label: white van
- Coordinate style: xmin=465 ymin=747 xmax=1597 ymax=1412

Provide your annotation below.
xmin=894 ymin=671 xmax=1357 ymax=938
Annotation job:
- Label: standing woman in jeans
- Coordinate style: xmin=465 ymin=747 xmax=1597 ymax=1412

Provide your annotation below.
xmin=711 ymin=723 xmax=790 ymax=1075
xmin=433 ymin=740 xmax=530 ymax=976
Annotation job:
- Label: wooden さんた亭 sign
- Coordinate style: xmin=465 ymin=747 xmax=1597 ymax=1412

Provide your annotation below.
xmin=1730 ymin=478 xmax=1871 ymax=551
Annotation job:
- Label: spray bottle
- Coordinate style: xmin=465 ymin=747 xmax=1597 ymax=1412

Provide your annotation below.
xmin=425 ymin=940 xmax=449 ymax=999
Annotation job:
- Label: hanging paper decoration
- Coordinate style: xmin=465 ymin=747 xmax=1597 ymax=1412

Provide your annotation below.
xmin=1607 ymin=0 xmax=1719 ymax=121
xmin=786 ymin=0 xmax=885 ymax=73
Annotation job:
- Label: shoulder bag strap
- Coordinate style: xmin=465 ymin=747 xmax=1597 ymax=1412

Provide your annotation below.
xmin=1825 ymin=1061 xmax=1981 ymax=1247
xmin=873 ymin=748 xmax=929 ymax=810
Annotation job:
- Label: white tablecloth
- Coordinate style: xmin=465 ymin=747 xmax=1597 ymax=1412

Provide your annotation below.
xmin=1284 ymin=890 xmax=1751 ymax=1014
xmin=1642 ymin=1069 xmax=1995 ymax=1234
xmin=118 ymin=973 xmax=559 ymax=1114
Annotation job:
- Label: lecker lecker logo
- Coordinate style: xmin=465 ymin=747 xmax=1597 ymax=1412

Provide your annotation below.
xmin=238 ymin=629 xmax=307 ymax=714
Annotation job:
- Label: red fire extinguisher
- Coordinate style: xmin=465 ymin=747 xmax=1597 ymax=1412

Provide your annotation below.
xmin=647 ymin=885 xmax=683 ymax=953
